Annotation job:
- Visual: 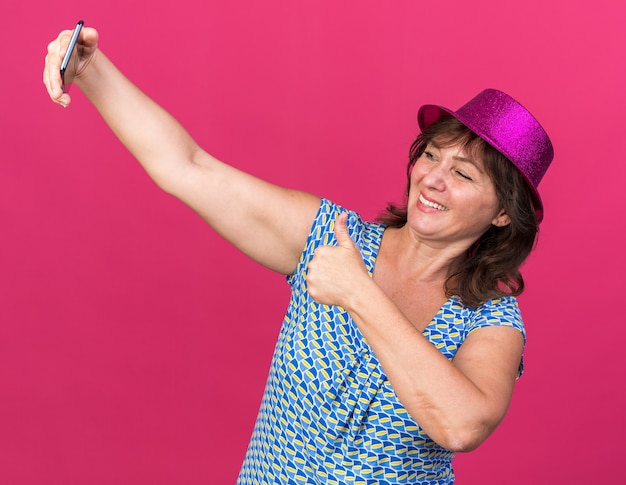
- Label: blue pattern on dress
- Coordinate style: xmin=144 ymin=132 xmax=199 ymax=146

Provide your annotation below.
xmin=237 ymin=199 xmax=525 ymax=484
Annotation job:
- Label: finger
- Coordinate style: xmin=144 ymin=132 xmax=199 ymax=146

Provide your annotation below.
xmin=44 ymin=31 xmax=72 ymax=105
xmin=333 ymin=212 xmax=354 ymax=248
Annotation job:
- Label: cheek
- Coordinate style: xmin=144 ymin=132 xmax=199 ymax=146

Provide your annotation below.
xmin=408 ymin=162 xmax=428 ymax=188
xmin=470 ymin=192 xmax=502 ymax=219
xmin=407 ymin=167 xmax=418 ymax=195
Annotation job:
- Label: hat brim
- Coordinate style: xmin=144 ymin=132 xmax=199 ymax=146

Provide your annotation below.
xmin=417 ymin=104 xmax=544 ymax=223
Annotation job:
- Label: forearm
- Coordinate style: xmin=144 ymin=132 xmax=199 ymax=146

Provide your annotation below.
xmin=55 ymin=41 xmax=321 ymax=275
xmin=75 ymin=50 xmax=201 ymax=192
xmin=345 ymin=281 xmax=504 ymax=451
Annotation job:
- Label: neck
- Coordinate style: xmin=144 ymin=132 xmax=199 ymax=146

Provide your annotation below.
xmin=380 ymin=226 xmax=467 ymax=284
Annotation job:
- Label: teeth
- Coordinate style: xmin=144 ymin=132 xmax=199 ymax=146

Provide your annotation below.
xmin=419 ymin=194 xmax=448 ymax=211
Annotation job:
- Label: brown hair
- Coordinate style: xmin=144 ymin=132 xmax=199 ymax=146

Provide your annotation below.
xmin=377 ymin=117 xmax=539 ymax=308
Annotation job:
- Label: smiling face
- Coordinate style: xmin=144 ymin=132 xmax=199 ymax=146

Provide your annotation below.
xmin=406 ymin=141 xmax=510 ymax=250
xmin=376 ymin=115 xmax=540 ymax=306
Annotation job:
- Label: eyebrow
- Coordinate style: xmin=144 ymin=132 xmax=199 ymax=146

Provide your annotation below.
xmin=429 ymin=141 xmax=485 ymax=172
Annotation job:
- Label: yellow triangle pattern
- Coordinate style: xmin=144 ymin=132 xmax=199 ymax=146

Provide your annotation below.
xmin=237 ymin=199 xmax=524 ymax=484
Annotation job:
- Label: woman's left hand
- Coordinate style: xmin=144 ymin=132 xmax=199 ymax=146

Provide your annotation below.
xmin=306 ymin=212 xmax=371 ymax=308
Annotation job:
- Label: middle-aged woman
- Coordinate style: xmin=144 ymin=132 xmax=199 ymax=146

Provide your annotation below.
xmin=43 ymin=23 xmax=553 ymax=484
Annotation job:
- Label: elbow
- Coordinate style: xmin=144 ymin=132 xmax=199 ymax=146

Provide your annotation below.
xmin=152 ymin=147 xmax=206 ymax=197
xmin=429 ymin=421 xmax=496 ymax=453
xmin=407 ymin=398 xmax=507 ymax=452
xmin=439 ymin=434 xmax=483 ymax=453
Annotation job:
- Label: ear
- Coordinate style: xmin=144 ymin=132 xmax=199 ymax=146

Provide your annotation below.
xmin=492 ymin=208 xmax=511 ymax=227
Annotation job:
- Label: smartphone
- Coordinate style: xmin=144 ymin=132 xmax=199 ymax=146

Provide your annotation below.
xmin=60 ymin=20 xmax=84 ymax=92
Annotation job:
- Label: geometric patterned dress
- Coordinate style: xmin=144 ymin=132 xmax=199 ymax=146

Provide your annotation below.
xmin=237 ymin=198 xmax=525 ymax=484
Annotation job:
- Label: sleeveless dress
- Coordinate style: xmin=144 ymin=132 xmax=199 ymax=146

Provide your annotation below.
xmin=237 ymin=199 xmax=525 ymax=484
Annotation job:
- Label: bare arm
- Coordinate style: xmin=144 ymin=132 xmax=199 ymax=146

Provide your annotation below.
xmin=43 ymin=26 xmax=320 ymax=274
xmin=349 ymin=297 xmax=523 ymax=452
xmin=307 ymin=213 xmax=524 ymax=451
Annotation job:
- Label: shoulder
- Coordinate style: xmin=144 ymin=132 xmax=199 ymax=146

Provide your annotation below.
xmin=288 ymin=198 xmax=383 ymax=281
xmin=441 ymin=296 xmax=525 ymax=340
xmin=307 ymin=198 xmax=383 ymax=244
xmin=452 ymin=296 xmax=526 ymax=378
xmin=463 ymin=295 xmax=526 ymax=343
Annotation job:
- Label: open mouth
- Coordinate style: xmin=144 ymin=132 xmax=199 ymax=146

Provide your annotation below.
xmin=419 ymin=193 xmax=449 ymax=211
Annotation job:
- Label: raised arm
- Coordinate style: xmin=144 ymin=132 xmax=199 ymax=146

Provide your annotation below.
xmin=43 ymin=25 xmax=320 ymax=274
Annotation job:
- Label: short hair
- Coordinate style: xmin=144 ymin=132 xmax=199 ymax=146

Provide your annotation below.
xmin=377 ymin=116 xmax=539 ymax=308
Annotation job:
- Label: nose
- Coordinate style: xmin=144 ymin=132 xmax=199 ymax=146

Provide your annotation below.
xmin=420 ymin=160 xmax=447 ymax=191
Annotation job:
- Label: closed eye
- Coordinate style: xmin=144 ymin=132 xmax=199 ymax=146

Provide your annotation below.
xmin=456 ymin=170 xmax=473 ymax=181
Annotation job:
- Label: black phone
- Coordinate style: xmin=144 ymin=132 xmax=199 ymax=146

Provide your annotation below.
xmin=60 ymin=20 xmax=84 ymax=92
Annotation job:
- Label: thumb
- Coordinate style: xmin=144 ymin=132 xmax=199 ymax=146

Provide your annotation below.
xmin=334 ymin=212 xmax=354 ymax=248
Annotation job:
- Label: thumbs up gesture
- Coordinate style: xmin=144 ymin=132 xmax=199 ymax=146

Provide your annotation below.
xmin=306 ymin=212 xmax=371 ymax=309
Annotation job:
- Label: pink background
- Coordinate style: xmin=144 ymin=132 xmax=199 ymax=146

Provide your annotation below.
xmin=2 ymin=0 xmax=625 ymax=483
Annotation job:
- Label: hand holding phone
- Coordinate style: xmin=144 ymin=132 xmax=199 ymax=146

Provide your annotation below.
xmin=60 ymin=20 xmax=84 ymax=92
